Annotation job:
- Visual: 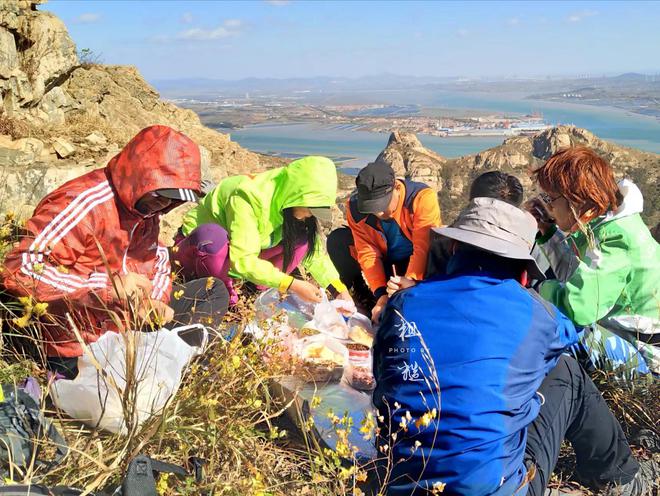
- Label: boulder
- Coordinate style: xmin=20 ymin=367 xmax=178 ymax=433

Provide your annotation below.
xmin=0 ymin=26 xmax=19 ymax=78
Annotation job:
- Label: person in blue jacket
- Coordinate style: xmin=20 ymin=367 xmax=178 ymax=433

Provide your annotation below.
xmin=372 ymin=197 xmax=650 ymax=495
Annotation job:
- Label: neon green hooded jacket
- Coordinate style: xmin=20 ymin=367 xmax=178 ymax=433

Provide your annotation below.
xmin=181 ymin=156 xmax=344 ymax=290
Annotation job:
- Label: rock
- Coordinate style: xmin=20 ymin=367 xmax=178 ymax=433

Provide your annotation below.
xmin=52 ymin=137 xmax=75 ymax=158
xmin=84 ymin=132 xmax=107 ymax=146
xmin=0 ymin=26 xmax=19 ymax=78
xmin=0 ymin=137 xmax=44 ymax=166
xmin=14 ymin=11 xmax=78 ymax=101
xmin=0 ymin=147 xmax=31 ymax=167
xmin=371 ymin=130 xmax=446 ymax=188
xmin=369 ymin=126 xmax=660 ymax=228
xmin=16 ymin=137 xmax=44 ymax=156
xmin=36 ymin=86 xmax=73 ymax=125
xmin=0 ymin=161 xmax=92 ymax=214
xmin=0 ymin=1 xmax=78 ymax=113
xmin=61 ymin=64 xmax=261 ymax=180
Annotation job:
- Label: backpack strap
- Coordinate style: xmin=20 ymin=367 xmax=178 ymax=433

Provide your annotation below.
xmin=120 ymin=454 xmax=190 ymax=496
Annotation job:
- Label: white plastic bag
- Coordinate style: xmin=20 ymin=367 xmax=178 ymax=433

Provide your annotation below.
xmin=307 ymin=294 xmax=349 ymax=339
xmin=50 ymin=325 xmax=207 ymax=434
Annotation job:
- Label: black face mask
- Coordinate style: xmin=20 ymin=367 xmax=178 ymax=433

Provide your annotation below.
xmin=281 ymin=208 xmax=318 ymax=272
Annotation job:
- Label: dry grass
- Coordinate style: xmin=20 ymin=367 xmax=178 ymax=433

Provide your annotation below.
xmin=33 ymin=110 xmax=126 ymax=148
xmin=0 ymin=110 xmax=30 ymax=140
xmin=0 ymin=214 xmax=657 ymax=495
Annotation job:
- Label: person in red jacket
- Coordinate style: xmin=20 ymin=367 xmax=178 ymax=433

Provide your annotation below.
xmin=2 ymin=125 xmax=229 ymax=378
xmin=327 ymin=162 xmax=441 ymax=322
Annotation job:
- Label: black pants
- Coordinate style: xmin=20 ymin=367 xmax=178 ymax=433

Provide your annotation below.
xmin=525 ymin=355 xmax=639 ymax=494
xmin=47 ymin=277 xmax=229 ymax=379
xmin=327 ymin=227 xmax=408 ymax=303
xmin=363 ymin=355 xmax=639 ymax=495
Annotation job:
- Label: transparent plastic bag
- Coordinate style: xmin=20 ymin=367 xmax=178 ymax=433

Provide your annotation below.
xmin=50 ymin=325 xmax=207 ymax=434
xmin=254 ymin=288 xmax=315 ymax=331
xmin=308 ymin=294 xmax=349 ymax=339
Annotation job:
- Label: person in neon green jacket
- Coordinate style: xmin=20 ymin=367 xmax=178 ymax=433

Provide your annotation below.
xmin=528 ymin=147 xmax=659 ymax=377
xmin=173 ymin=156 xmax=353 ymax=307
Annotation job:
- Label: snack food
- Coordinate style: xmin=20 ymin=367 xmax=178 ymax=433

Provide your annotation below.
xmin=302 ymin=343 xmax=344 ymax=365
xmin=350 ymin=366 xmax=376 ymax=391
xmin=348 ymin=325 xmax=373 ymax=348
xmin=298 ymin=342 xmax=345 ymax=383
xmin=300 ymin=326 xmax=321 ymax=337
xmin=346 ymin=342 xmax=370 ymax=365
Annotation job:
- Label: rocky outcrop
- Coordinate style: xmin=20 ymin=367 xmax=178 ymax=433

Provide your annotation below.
xmin=0 ymin=0 xmax=77 ymax=121
xmin=0 ymin=0 xmax=270 ymax=222
xmin=375 ymin=126 xmax=660 ymax=227
xmin=371 ymin=130 xmax=446 ymax=188
xmin=59 ymin=64 xmax=261 ymax=179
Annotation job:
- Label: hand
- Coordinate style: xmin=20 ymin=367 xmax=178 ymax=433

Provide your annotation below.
xmin=334 ymin=290 xmax=356 ymax=316
xmin=137 ymin=299 xmax=174 ymax=327
xmin=524 ymin=198 xmax=555 ymax=236
xmin=386 ymin=275 xmax=416 ymax=296
xmin=289 ymin=279 xmax=323 ymax=303
xmin=112 ymin=272 xmax=152 ymax=302
xmin=371 ymin=295 xmax=389 ymax=324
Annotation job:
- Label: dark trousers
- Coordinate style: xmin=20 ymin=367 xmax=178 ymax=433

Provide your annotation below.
xmin=327 ymin=227 xmax=369 ymax=298
xmin=363 ymin=355 xmax=639 ymax=495
xmin=327 ymin=227 xmax=408 ymax=303
xmin=47 ymin=277 xmax=229 ymax=379
xmin=525 ymin=355 xmax=639 ymax=494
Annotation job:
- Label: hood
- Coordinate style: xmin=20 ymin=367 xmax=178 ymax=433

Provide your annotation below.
xmin=273 ymin=156 xmax=337 ymax=211
xmin=107 ymin=125 xmax=201 ymax=213
xmin=594 ymin=179 xmax=644 ymax=227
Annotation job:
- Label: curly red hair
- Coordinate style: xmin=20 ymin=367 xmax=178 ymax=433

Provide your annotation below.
xmin=534 ymin=146 xmax=621 ymax=217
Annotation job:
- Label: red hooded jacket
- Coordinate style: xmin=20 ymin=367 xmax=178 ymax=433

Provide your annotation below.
xmin=2 ymin=125 xmax=201 ymax=358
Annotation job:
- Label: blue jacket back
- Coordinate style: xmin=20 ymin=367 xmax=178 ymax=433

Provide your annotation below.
xmin=372 ymin=274 xmax=577 ymax=495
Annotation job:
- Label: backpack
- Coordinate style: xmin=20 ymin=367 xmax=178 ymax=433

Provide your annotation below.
xmin=0 ymin=384 xmax=68 ymax=480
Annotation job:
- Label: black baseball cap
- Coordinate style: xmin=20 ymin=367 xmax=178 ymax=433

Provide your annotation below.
xmin=356 ymin=162 xmax=396 ymax=214
xmin=155 ymin=188 xmax=200 ymax=203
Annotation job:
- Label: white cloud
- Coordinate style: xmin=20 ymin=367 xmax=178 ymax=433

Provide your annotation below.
xmin=265 ymin=0 xmax=291 ymax=5
xmin=457 ymin=28 xmax=469 ymax=38
xmin=507 ymin=17 xmax=520 ymax=26
xmin=566 ymin=10 xmax=598 ymax=23
xmin=74 ymin=13 xmax=101 ymax=24
xmin=224 ymin=19 xmax=242 ymax=28
xmin=180 ymin=12 xmax=193 ymax=24
xmin=176 ymin=19 xmax=243 ymax=41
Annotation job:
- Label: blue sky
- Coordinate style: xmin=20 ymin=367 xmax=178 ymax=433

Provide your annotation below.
xmin=45 ymin=1 xmax=660 ymax=82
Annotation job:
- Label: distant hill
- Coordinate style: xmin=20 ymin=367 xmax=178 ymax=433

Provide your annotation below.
xmin=368 ymin=126 xmax=660 ymax=229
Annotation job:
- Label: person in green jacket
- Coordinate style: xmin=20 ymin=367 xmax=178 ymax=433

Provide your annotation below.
xmin=527 ymin=146 xmax=659 ymax=377
xmin=173 ymin=156 xmax=354 ymax=308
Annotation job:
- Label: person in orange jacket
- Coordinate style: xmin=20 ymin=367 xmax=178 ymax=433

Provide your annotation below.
xmin=327 ymin=162 xmax=441 ymax=322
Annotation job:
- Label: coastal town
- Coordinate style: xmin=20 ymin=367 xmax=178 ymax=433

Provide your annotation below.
xmin=172 ymin=96 xmax=552 ymax=138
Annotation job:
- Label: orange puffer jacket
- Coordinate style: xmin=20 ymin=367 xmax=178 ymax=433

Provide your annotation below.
xmin=2 ymin=125 xmax=201 ymax=358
